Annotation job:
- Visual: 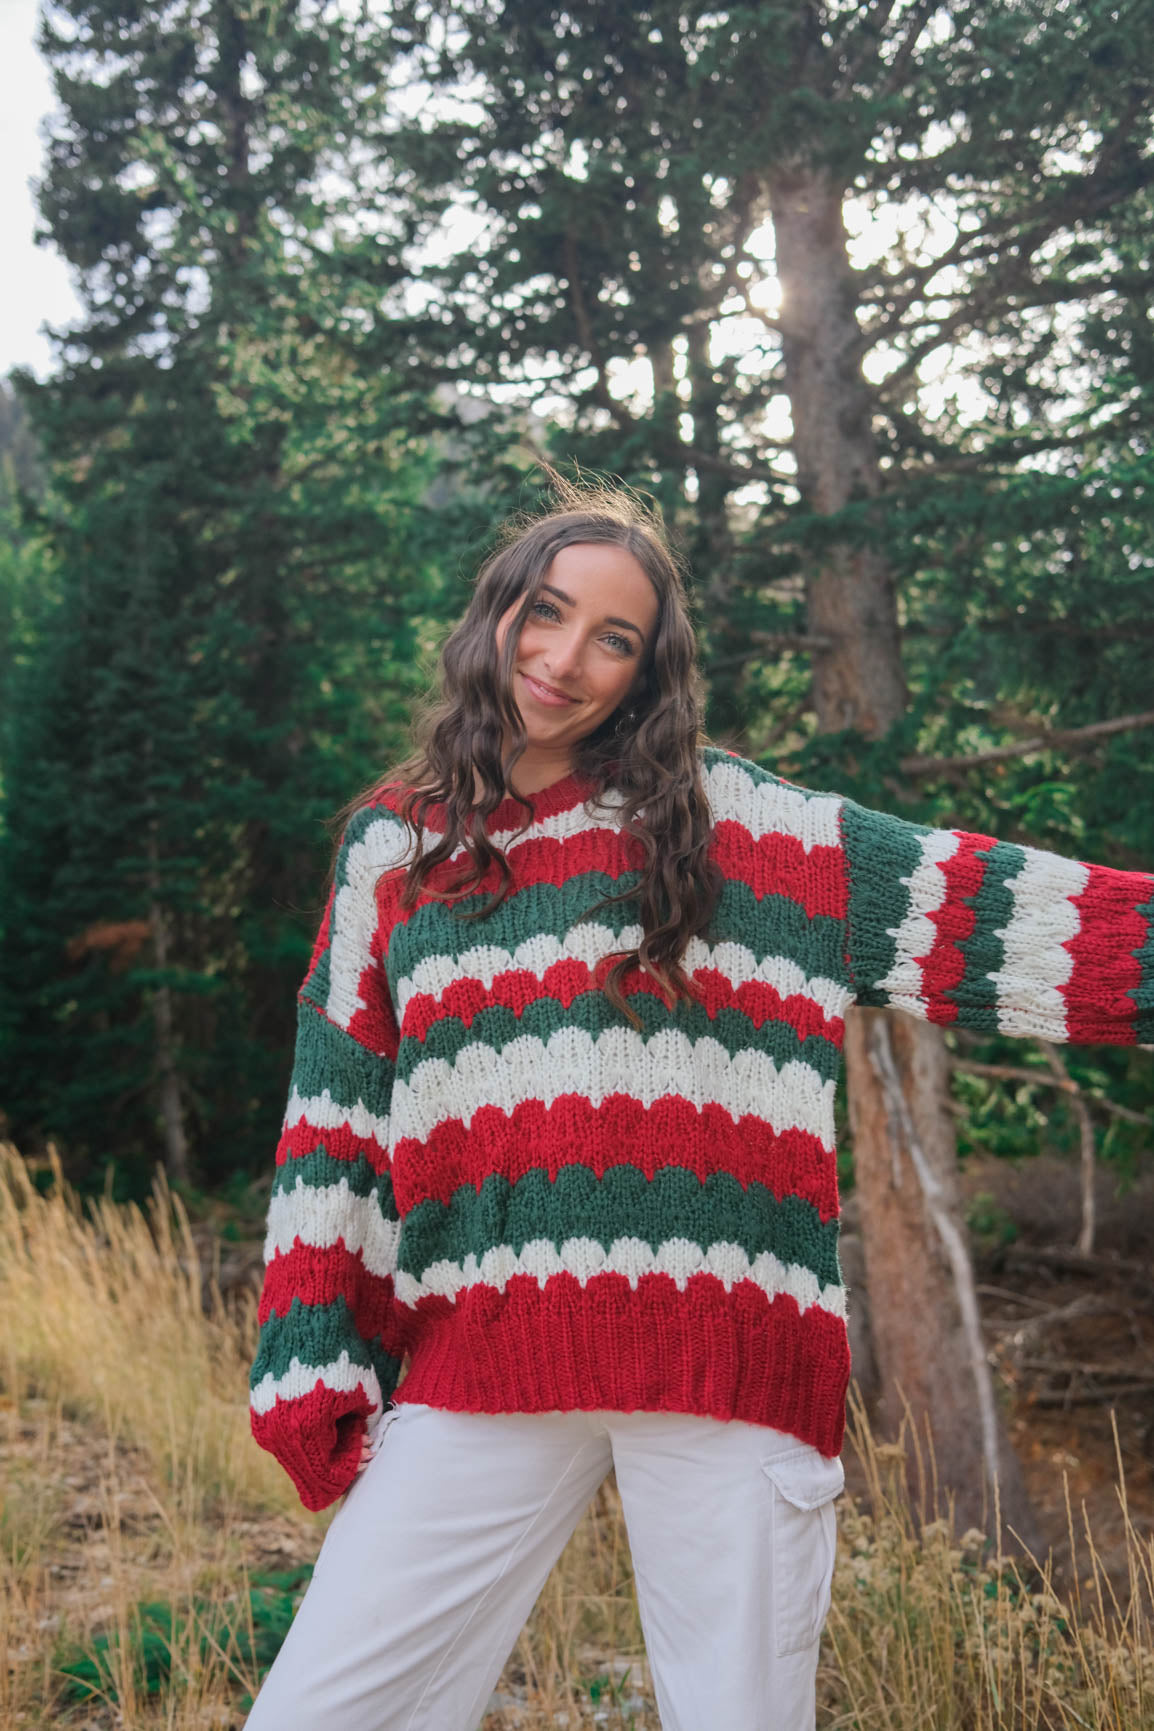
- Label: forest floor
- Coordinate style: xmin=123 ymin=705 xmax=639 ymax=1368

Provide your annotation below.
xmin=2 ymin=1147 xmax=1153 ymax=1728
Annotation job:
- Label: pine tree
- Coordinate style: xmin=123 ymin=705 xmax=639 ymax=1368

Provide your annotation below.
xmin=1 ymin=0 xmax=442 ymax=1186
xmin=353 ymin=0 xmax=1154 ymax=1532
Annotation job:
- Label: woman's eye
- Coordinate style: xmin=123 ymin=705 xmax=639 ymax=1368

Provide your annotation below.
xmin=531 ymin=599 xmax=560 ymax=620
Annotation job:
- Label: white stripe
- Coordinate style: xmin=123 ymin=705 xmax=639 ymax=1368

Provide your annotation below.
xmin=991 ymin=849 xmax=1089 ymax=1036
xmin=874 ymin=828 xmax=962 ymax=1012
xmin=327 ymin=811 xmax=414 ymax=1032
xmin=263 ymin=1176 xmax=401 ymax=1280
xmin=395 ymin=927 xmax=850 ymax=1025
xmin=390 ymin=1029 xmax=836 ymax=1150
xmin=683 ymin=938 xmax=851 ymax=1022
xmin=701 ymin=758 xmax=842 ymax=851
xmin=441 ymin=786 xmax=629 ymax=861
xmin=393 ymin=1234 xmax=846 ymax=1321
xmin=250 ymin=1352 xmax=382 ymax=1420
xmin=283 ymin=1087 xmax=390 ymax=1148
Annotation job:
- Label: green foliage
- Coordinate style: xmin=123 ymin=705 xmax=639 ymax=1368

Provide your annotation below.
xmin=57 ymin=1564 xmax=313 ymax=1705
xmin=0 ymin=0 xmax=452 ymax=1183
xmin=4 ymin=0 xmax=1152 ymax=1187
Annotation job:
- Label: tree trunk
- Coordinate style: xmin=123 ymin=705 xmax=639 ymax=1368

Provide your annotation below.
xmin=145 ymin=825 xmax=191 ymax=1188
xmin=768 ymin=161 xmax=1039 ymax=1545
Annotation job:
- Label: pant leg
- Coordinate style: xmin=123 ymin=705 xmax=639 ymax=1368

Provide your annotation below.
xmin=245 ymin=1403 xmax=612 ymax=1731
xmin=608 ymin=1411 xmax=844 ymax=1731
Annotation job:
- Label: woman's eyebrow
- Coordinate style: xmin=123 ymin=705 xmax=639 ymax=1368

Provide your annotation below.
xmin=540 ymin=582 xmax=646 ymax=641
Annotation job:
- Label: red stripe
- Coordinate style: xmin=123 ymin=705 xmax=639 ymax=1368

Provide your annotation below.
xmin=686 ymin=967 xmax=843 ymax=1043
xmin=394 ymin=1270 xmax=850 ymax=1460
xmin=258 ymin=1243 xmax=398 ymax=1344
xmin=381 ymin=820 xmax=847 ymax=927
xmin=382 ymin=826 xmax=644 ymax=926
xmin=276 ymin=1114 xmax=388 ymax=1171
xmin=1062 ymin=864 xmax=1152 ymax=1044
xmin=389 ymin=1094 xmax=838 ymax=1221
xmin=401 ymin=960 xmax=844 ymax=1047
xmin=710 ymin=821 xmax=847 ymax=919
xmin=920 ymin=831 xmax=994 ymax=1024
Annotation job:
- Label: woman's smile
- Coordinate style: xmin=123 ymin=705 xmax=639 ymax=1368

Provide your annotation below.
xmin=519 ymin=670 xmax=580 ymax=708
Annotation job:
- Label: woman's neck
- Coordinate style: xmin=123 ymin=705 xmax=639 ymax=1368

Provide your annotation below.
xmin=479 ymin=746 xmax=576 ymax=800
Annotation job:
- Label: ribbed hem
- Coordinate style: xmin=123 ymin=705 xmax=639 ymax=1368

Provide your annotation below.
xmin=392 ymin=1275 xmax=849 ymax=1459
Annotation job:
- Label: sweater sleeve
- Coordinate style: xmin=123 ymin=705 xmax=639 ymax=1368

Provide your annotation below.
xmin=838 ymin=795 xmax=1154 ymax=1045
xmin=249 ymin=800 xmax=411 ymax=1512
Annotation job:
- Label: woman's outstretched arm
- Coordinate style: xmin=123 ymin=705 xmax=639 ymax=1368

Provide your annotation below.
xmin=249 ymin=800 xmax=410 ymax=1511
xmin=839 ymin=796 xmax=1154 ymax=1044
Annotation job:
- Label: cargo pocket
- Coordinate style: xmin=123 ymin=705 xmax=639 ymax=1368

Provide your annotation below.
xmin=761 ymin=1447 xmax=844 ymax=1656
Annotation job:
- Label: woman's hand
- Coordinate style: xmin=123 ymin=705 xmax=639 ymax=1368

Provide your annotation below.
xmin=354 ymin=1427 xmax=374 ymax=1476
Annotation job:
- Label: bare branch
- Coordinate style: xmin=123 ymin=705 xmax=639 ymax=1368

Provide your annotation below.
xmin=708 ymin=630 xmax=833 ymax=673
xmin=899 ymin=709 xmax=1154 ymax=778
xmin=950 ymin=1057 xmax=1152 ymax=1128
xmin=1038 ymin=1041 xmax=1097 ymax=1254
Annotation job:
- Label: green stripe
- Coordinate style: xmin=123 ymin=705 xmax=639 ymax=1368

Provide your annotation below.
xmin=302 ymin=943 xmax=333 ymax=1010
xmin=397 ymin=993 xmax=841 ymax=1082
xmin=397 ymin=1166 xmax=841 ymax=1288
xmin=389 ymin=877 xmax=847 ymax=995
xmin=953 ymin=840 xmax=1028 ymax=1032
xmin=289 ymin=1000 xmax=396 ymax=1108
xmin=715 ymin=880 xmax=848 ymax=977
xmin=840 ymin=797 xmax=928 ymax=1004
xmin=272 ymin=1150 xmax=398 ymax=1220
xmin=251 ymin=1296 xmax=376 ymax=1385
xmin=387 ymin=871 xmax=641 ymax=982
xmin=704 ymin=747 xmax=836 ymax=803
xmin=366 ymin=1339 xmax=404 ymax=1405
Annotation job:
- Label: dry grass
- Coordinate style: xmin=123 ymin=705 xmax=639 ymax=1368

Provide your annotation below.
xmin=0 ymin=1144 xmax=295 ymax=1523
xmin=0 ymin=1143 xmax=1152 ymax=1729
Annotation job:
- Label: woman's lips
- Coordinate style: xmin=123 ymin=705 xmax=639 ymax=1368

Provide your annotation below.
xmin=520 ymin=671 xmax=579 ymax=707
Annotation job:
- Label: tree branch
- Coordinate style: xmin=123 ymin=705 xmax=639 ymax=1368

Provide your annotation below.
xmin=832 ymin=0 xmax=903 ymax=97
xmin=877 ymin=0 xmax=941 ymax=97
xmin=899 ymin=709 xmax=1154 ymax=779
xmin=708 ymin=630 xmax=833 ymax=673
xmin=951 ymin=1059 xmax=1152 ymax=1128
xmin=1038 ymin=1041 xmax=1097 ymax=1255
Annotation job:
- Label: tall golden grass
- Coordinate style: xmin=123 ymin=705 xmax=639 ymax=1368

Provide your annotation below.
xmin=0 ymin=1143 xmax=293 ymax=1519
xmin=0 ymin=1141 xmax=1151 ymax=1728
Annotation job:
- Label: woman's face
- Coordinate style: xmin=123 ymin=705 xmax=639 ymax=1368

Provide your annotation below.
xmin=494 ymin=542 xmax=659 ymax=758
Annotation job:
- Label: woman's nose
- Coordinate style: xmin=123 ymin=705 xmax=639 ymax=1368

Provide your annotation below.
xmin=544 ymin=630 xmax=584 ymax=680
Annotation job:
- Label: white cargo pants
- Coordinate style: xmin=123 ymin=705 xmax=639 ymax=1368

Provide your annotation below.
xmin=245 ymin=1403 xmax=844 ymax=1731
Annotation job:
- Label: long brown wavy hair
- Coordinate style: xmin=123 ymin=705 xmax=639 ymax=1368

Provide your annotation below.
xmin=340 ymin=470 xmax=723 ymax=1030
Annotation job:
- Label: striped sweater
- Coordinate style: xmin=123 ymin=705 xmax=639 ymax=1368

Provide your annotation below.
xmin=250 ymin=747 xmax=1154 ymax=1510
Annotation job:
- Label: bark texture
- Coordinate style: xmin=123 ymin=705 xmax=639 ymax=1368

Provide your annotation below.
xmin=769 ymin=160 xmax=1039 ymax=1544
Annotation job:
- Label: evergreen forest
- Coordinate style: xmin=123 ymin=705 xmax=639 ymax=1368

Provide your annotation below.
xmin=2 ymin=0 xmax=1154 ymax=1540
xmin=5 ymin=0 xmax=1151 ymax=1187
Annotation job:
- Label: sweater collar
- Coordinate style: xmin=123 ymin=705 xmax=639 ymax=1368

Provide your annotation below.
xmin=386 ymin=764 xmax=603 ymax=834
xmin=487 ymin=764 xmax=599 ymax=829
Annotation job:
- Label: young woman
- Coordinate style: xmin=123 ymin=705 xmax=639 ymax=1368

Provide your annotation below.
xmin=245 ymin=480 xmax=1154 ymax=1731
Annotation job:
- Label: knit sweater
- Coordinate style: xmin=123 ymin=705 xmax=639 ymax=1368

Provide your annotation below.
xmin=250 ymin=747 xmax=1154 ymax=1510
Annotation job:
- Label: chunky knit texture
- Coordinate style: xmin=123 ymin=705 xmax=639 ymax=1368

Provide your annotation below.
xmin=250 ymin=748 xmax=1154 ymax=1510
